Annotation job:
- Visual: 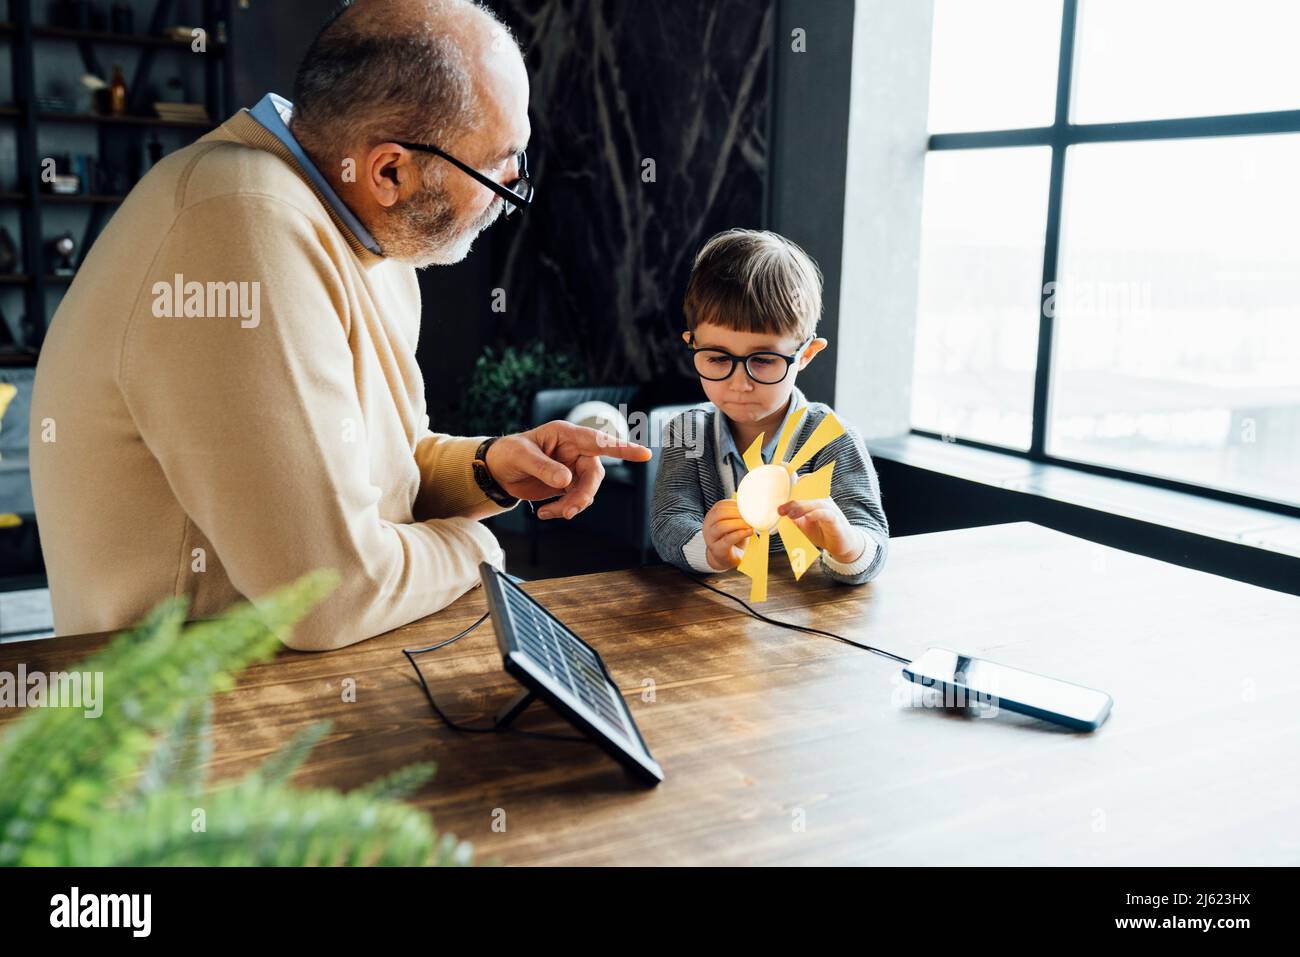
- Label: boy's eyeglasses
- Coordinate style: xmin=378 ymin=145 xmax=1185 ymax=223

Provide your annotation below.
xmin=687 ymin=335 xmax=813 ymax=385
xmin=396 ymin=141 xmax=534 ymax=217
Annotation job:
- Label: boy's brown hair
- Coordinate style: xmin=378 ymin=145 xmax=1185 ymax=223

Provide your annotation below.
xmin=683 ymin=229 xmax=823 ymax=341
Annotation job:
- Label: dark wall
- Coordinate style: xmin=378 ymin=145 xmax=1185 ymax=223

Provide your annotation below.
xmin=230 ymin=0 xmax=330 ymax=109
xmin=463 ymin=0 xmax=775 ymax=406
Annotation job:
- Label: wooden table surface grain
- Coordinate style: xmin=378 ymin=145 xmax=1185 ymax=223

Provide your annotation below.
xmin=3 ymin=522 xmax=1298 ymax=865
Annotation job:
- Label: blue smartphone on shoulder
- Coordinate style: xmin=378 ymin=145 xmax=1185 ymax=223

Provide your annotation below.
xmin=902 ymin=647 xmax=1113 ymax=732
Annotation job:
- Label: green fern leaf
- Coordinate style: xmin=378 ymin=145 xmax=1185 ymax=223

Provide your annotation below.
xmin=130 ymin=698 xmax=214 ymax=804
xmin=44 ymin=776 xmax=458 ymax=867
xmin=352 ymin=761 xmax=436 ymax=802
xmin=0 ymin=570 xmax=339 ymax=865
xmin=253 ymin=719 xmax=332 ymax=787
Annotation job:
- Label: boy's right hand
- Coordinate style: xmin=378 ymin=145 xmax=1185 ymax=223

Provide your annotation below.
xmin=702 ymin=498 xmax=754 ymax=571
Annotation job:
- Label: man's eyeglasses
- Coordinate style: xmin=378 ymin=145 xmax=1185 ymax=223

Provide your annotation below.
xmin=397 ymin=141 xmax=534 ymax=217
xmin=687 ymin=334 xmax=813 ymax=385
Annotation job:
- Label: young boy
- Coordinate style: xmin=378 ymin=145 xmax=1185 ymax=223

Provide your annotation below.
xmin=651 ymin=229 xmax=888 ymax=584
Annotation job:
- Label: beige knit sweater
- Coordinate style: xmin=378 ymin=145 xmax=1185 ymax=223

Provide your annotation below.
xmin=30 ymin=109 xmax=515 ymax=650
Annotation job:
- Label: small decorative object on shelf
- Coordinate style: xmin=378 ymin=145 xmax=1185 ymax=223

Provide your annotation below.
xmin=108 ymin=65 xmax=127 ymax=116
xmin=35 ymin=93 xmax=75 ymax=113
xmin=47 ymin=233 xmax=77 ymax=276
xmin=50 ymin=173 xmax=80 ymax=194
xmin=80 ymin=72 xmax=107 ymax=114
xmin=39 ymin=154 xmax=88 ymax=195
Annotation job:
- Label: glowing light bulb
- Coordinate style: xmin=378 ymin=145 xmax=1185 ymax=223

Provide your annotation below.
xmin=736 ymin=463 xmax=793 ymax=533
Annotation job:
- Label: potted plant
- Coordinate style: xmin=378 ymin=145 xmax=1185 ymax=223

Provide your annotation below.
xmin=457 ymin=339 xmax=583 ymax=436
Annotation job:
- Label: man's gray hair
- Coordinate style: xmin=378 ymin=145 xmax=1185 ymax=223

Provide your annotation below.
xmin=290 ymin=0 xmax=516 ymax=163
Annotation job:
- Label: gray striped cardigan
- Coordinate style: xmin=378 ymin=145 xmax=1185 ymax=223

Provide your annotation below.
xmin=650 ymin=395 xmax=889 ymax=585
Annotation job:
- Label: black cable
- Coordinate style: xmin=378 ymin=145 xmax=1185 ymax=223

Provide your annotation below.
xmin=404 ymin=561 xmax=908 ymax=746
xmin=402 ymin=603 xmax=587 ymax=744
xmin=679 ymin=567 xmax=912 ymax=665
xmin=403 ymin=611 xmax=489 ymax=656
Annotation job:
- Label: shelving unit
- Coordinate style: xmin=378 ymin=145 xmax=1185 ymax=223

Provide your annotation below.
xmin=0 ymin=0 xmax=235 ymax=365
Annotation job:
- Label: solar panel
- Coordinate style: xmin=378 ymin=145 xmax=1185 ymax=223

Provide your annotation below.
xmin=479 ymin=562 xmax=664 ymax=786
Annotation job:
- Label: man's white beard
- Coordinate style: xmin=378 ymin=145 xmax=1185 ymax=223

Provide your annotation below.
xmin=397 ymin=195 xmax=505 ymax=268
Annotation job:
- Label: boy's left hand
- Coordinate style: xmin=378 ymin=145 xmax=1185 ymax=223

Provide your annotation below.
xmin=776 ymin=498 xmax=866 ymax=564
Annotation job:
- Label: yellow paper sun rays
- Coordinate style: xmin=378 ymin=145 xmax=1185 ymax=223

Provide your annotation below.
xmin=733 ymin=409 xmax=844 ymax=601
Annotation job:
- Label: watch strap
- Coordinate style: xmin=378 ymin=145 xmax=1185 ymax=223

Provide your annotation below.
xmin=472 ymin=436 xmax=519 ymax=507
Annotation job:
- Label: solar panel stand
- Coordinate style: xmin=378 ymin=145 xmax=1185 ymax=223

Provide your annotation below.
xmin=494 ymin=688 xmax=538 ymax=729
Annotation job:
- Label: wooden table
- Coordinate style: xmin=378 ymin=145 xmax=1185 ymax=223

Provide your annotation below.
xmin=4 ymin=522 xmax=1298 ymax=865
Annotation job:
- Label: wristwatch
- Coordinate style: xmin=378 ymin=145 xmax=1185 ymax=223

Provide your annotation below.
xmin=472 ymin=436 xmax=519 ymax=507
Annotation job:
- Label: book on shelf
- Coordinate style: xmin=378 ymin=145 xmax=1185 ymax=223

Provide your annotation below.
xmin=152 ymin=102 xmax=210 ymax=123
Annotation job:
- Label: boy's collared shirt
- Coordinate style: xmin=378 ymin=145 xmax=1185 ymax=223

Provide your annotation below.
xmin=248 ymin=92 xmax=383 ymax=256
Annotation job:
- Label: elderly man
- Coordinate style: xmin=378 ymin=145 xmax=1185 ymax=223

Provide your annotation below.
xmin=30 ymin=0 xmax=649 ymax=649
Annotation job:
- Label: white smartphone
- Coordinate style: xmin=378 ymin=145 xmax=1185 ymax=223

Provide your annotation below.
xmin=902 ymin=647 xmax=1113 ymax=732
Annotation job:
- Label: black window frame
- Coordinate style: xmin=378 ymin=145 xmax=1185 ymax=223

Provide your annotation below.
xmin=916 ymin=0 xmax=1300 ymax=519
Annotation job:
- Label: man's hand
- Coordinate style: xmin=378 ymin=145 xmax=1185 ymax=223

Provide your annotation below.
xmin=484 ymin=421 xmax=652 ymax=520
xmin=777 ymin=497 xmax=866 ymax=564
xmin=702 ymin=498 xmax=753 ymax=571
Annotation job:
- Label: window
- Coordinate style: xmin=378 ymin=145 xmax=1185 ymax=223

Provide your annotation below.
xmin=1071 ymin=0 xmax=1300 ymax=123
xmin=926 ymin=0 xmax=1061 ymax=132
xmin=912 ymin=147 xmax=1050 ymax=450
xmin=913 ymin=0 xmax=1300 ymax=511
